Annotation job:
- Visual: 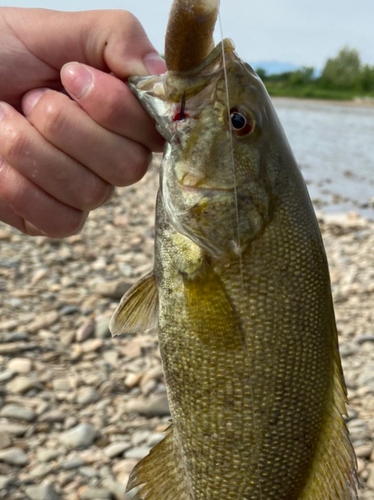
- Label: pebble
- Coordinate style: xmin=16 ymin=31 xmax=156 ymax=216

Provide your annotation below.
xmin=0 ymin=475 xmax=11 ymax=489
xmin=79 ymin=466 xmax=99 ymax=478
xmin=94 ymin=317 xmax=111 ymax=339
xmin=355 ymin=443 xmax=373 ymax=459
xmin=147 ymin=432 xmax=165 ymax=448
xmin=58 ymin=424 xmax=97 ymax=449
xmin=81 ymin=339 xmax=104 ymax=353
xmin=25 ymin=482 xmax=59 ymax=500
xmin=39 ymin=409 xmax=66 ymax=423
xmin=103 ymin=350 xmax=119 ymax=367
xmin=0 ymin=432 xmax=12 ymax=450
xmin=101 ymin=479 xmax=127 ymax=500
xmin=96 ymin=280 xmax=132 ymax=300
xmin=126 ymin=394 xmax=170 ymax=417
xmin=80 ymin=487 xmax=113 ymax=499
xmin=124 ymin=447 xmax=150 ymax=460
xmin=6 ymin=376 xmax=36 ymax=394
xmin=7 ymin=357 xmax=33 ymax=374
xmin=124 ymin=372 xmax=143 ymax=389
xmin=367 ymin=465 xmax=374 ymax=490
xmin=52 ymin=378 xmax=75 ymax=391
xmin=0 ymin=404 xmax=36 ymax=422
xmin=132 ymin=430 xmax=151 ymax=447
xmin=0 ymin=447 xmax=28 ymax=465
xmin=76 ymin=319 xmax=95 ymax=342
xmin=28 ymin=462 xmax=54 ymax=479
xmin=0 ymin=423 xmax=28 ymax=436
xmin=27 ymin=311 xmax=59 ymax=333
xmin=61 ymin=458 xmax=86 ymax=470
xmin=103 ymin=442 xmax=131 ymax=458
xmin=0 ymin=369 xmax=15 ymax=382
xmin=37 ymin=447 xmax=62 ymax=462
xmin=76 ymin=388 xmax=99 ymax=405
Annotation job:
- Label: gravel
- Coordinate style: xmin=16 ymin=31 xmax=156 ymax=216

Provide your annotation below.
xmin=0 ymin=157 xmax=372 ymax=499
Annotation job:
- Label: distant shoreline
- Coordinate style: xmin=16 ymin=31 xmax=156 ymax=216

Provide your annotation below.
xmin=271 ymin=95 xmax=374 ymax=108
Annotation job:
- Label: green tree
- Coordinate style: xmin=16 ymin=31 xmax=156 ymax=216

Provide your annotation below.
xmin=360 ymin=64 xmax=374 ymax=92
xmin=288 ymin=67 xmax=315 ymax=86
xmin=321 ymin=47 xmax=361 ymax=89
xmin=256 ymin=67 xmax=267 ymax=80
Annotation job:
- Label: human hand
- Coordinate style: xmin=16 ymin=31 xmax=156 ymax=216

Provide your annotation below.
xmin=0 ymin=8 xmax=166 ymax=237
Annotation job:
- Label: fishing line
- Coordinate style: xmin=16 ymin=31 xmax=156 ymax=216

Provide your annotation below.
xmin=218 ymin=8 xmax=264 ymax=499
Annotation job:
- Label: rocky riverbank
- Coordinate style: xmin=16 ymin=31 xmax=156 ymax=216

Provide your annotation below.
xmin=0 ymin=159 xmax=373 ymax=499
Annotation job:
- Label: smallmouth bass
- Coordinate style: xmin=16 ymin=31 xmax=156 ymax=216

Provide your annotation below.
xmin=110 ymin=0 xmax=357 ymax=498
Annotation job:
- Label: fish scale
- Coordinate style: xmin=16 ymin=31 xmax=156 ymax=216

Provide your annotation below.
xmin=110 ymin=0 xmax=357 ymax=498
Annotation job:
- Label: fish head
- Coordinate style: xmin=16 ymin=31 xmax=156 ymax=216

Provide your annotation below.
xmin=129 ymin=40 xmax=295 ymax=259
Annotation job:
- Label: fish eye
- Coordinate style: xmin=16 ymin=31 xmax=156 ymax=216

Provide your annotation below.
xmin=229 ymin=107 xmax=254 ymax=136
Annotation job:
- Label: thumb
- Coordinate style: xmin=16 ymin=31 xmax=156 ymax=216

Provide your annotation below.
xmin=2 ymin=8 xmax=166 ymax=77
xmin=80 ymin=10 xmax=167 ymax=77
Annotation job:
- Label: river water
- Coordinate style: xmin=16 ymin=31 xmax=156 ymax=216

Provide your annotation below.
xmin=273 ymin=98 xmax=374 ymax=220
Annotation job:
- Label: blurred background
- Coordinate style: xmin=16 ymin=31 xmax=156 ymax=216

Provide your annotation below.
xmin=0 ymin=1 xmax=373 ymax=499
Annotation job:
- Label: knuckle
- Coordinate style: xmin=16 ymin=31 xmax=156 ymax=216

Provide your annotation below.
xmin=5 ymin=128 xmax=31 ymax=162
xmin=42 ymin=100 xmax=67 ymax=138
xmin=112 ymin=10 xmax=139 ymax=30
xmin=98 ymin=85 xmax=127 ymax=126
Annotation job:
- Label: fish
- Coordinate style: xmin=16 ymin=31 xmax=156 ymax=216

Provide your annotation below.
xmin=110 ymin=0 xmax=358 ymax=498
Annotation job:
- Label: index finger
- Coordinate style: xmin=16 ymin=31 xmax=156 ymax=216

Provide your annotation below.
xmin=60 ymin=63 xmax=165 ymax=153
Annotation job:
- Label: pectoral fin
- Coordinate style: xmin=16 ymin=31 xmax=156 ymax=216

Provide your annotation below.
xmin=127 ymin=425 xmax=189 ymax=500
xmin=109 ymin=271 xmax=158 ymax=336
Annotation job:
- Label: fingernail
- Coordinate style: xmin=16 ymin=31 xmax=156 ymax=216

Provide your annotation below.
xmin=0 ymin=103 xmax=5 ymax=122
xmin=143 ymin=53 xmax=167 ymax=75
xmin=23 ymin=89 xmax=48 ymax=116
xmin=61 ymin=63 xmax=93 ymax=99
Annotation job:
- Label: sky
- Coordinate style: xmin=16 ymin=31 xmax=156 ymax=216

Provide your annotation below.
xmin=2 ymin=0 xmax=374 ymax=70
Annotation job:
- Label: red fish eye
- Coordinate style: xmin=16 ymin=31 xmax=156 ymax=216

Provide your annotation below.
xmin=229 ymin=107 xmax=253 ymax=136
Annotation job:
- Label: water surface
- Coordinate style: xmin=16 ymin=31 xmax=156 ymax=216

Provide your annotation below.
xmin=273 ymin=98 xmax=374 ymax=219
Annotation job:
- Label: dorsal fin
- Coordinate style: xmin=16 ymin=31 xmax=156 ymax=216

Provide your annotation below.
xmin=127 ymin=425 xmax=190 ymax=500
xmin=109 ymin=271 xmax=158 ymax=336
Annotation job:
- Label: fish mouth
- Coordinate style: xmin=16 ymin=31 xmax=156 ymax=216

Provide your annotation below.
xmin=176 ymin=38 xmax=236 ymax=77
xmin=161 ymin=38 xmax=237 ymax=103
